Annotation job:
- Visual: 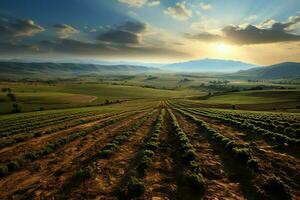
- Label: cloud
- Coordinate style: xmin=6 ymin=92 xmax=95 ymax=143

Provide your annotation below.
xmin=118 ymin=0 xmax=160 ymax=7
xmin=185 ymin=32 xmax=223 ymax=42
xmin=54 ymin=24 xmax=79 ymax=38
xmin=148 ymin=0 xmax=160 ymax=6
xmin=0 ymin=18 xmax=44 ymax=41
xmin=245 ymin=15 xmax=258 ymax=22
xmin=164 ymin=2 xmax=192 ymax=21
xmin=187 ymin=14 xmax=300 ymax=45
xmin=14 ymin=38 xmax=188 ymax=60
xmin=0 ymin=42 xmax=40 ymax=54
xmin=121 ymin=21 xmax=147 ymax=33
xmin=199 ymin=2 xmax=211 ymax=10
xmin=97 ymin=21 xmax=147 ymax=44
xmin=97 ymin=30 xmax=140 ymax=44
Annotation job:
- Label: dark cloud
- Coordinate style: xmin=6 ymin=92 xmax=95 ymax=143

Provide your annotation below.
xmin=0 ymin=42 xmax=39 ymax=54
xmin=185 ymin=32 xmax=223 ymax=42
xmin=97 ymin=30 xmax=140 ymax=44
xmin=0 ymin=18 xmax=44 ymax=41
xmin=121 ymin=21 xmax=147 ymax=33
xmin=54 ymin=24 xmax=79 ymax=38
xmin=97 ymin=21 xmax=147 ymax=44
xmin=0 ymin=38 xmax=188 ymax=59
xmin=188 ymin=14 xmax=300 ymax=45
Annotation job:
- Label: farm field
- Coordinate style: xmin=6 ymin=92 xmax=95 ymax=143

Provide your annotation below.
xmin=0 ymin=82 xmax=201 ymax=114
xmin=0 ymin=99 xmax=299 ymax=200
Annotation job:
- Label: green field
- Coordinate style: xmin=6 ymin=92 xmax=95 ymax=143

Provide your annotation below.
xmin=0 ymin=82 xmax=202 ymax=113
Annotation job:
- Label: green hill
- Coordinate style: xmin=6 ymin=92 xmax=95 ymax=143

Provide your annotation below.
xmin=0 ymin=62 xmax=159 ymax=79
xmin=232 ymin=62 xmax=300 ymax=79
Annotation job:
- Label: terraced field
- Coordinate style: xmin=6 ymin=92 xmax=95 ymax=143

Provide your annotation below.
xmin=0 ymin=100 xmax=299 ymax=199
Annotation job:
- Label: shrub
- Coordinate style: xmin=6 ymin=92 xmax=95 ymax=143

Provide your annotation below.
xmin=7 ymin=160 xmax=20 ymax=171
xmin=247 ymin=159 xmax=259 ymax=172
xmin=233 ymin=148 xmax=251 ymax=163
xmin=143 ymin=150 xmax=154 ymax=157
xmin=187 ymin=173 xmax=205 ymax=192
xmin=76 ymin=166 xmax=94 ymax=180
xmin=262 ymin=176 xmax=291 ymax=199
xmin=127 ymin=176 xmax=145 ymax=197
xmin=98 ymin=149 xmax=113 ymax=158
xmin=145 ymin=141 xmax=158 ymax=151
xmin=0 ymin=165 xmax=8 ymax=176
xmin=137 ymin=156 xmax=152 ymax=175
xmin=189 ymin=161 xmax=201 ymax=173
xmin=182 ymin=149 xmax=196 ymax=163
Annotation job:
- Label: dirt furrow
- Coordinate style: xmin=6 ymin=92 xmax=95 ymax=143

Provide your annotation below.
xmin=174 ymin=111 xmax=245 ymax=200
xmin=64 ymin=111 xmax=159 ymax=200
xmin=0 ymin=111 xmax=149 ymax=199
xmin=0 ymin=112 xmax=131 ymax=163
xmin=196 ymin=115 xmax=300 ymax=199
xmin=141 ymin=111 xmax=179 ymax=199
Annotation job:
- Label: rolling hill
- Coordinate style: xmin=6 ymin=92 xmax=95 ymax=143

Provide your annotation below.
xmin=0 ymin=62 xmax=159 ymax=79
xmin=162 ymin=58 xmax=258 ymax=72
xmin=232 ymin=62 xmax=300 ymax=79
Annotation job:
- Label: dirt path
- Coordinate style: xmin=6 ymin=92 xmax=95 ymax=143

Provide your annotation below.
xmin=0 ymin=111 xmax=149 ymax=199
xmin=60 ymin=110 xmax=160 ymax=200
xmin=174 ymin=111 xmax=245 ymax=200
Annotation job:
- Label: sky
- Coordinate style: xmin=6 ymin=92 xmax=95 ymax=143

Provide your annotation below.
xmin=0 ymin=0 xmax=300 ymax=65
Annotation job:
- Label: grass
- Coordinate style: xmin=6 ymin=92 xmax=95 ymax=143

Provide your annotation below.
xmin=0 ymin=82 xmax=201 ymax=113
xmin=200 ymin=90 xmax=300 ymax=104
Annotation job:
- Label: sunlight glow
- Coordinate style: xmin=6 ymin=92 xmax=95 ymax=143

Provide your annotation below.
xmin=214 ymin=43 xmax=233 ymax=54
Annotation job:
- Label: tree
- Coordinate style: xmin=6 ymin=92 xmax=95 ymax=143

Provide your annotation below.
xmin=7 ymin=93 xmax=16 ymax=102
xmin=12 ymin=104 xmax=21 ymax=113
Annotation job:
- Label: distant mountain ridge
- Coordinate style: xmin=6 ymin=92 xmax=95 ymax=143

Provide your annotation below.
xmin=233 ymin=62 xmax=300 ymax=79
xmin=0 ymin=62 xmax=158 ymax=79
xmin=162 ymin=58 xmax=258 ymax=72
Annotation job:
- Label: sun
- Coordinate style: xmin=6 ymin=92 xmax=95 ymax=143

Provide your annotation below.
xmin=214 ymin=43 xmax=232 ymax=54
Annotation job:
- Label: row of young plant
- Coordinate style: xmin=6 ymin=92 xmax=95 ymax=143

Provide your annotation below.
xmin=0 ymin=111 xmax=141 ymax=177
xmin=70 ymin=109 xmax=159 ymax=195
xmin=121 ymin=109 xmax=165 ymax=199
xmin=172 ymin=100 xmax=299 ymax=126
xmin=0 ymin=112 xmax=120 ymax=149
xmin=169 ymin=103 xmax=292 ymax=199
xmin=0 ymin=109 xmax=100 ymax=130
xmin=168 ymin=109 xmax=206 ymax=194
xmin=182 ymin=107 xmax=300 ymax=148
xmin=194 ymin=108 xmax=300 ymax=139
xmin=0 ymin=110 xmax=106 ymax=136
xmin=173 ymin=107 xmax=259 ymax=172
xmin=98 ymin=109 xmax=157 ymax=158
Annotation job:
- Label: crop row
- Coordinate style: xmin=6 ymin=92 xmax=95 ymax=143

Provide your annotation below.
xmin=174 ymin=108 xmax=259 ymax=172
xmin=98 ymin=109 xmax=157 ymax=158
xmin=168 ymin=109 xmax=206 ymax=194
xmin=193 ymin=108 xmax=300 ymax=139
xmin=176 ymin=106 xmax=300 ymax=148
xmin=121 ymin=109 xmax=165 ymax=198
xmin=0 ymin=112 xmax=119 ymax=149
xmin=0 ymin=111 xmax=107 ymax=137
xmin=0 ymin=109 xmax=101 ymax=130
xmin=70 ymin=109 xmax=159 ymax=197
xmin=0 ymin=111 xmax=141 ymax=177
